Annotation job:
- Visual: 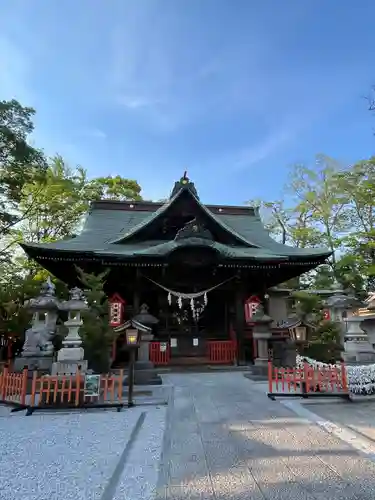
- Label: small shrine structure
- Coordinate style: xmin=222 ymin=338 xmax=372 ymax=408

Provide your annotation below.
xmin=20 ymin=174 xmax=332 ymax=366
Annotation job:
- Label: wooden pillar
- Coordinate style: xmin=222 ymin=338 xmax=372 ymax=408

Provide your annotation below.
xmin=234 ymin=288 xmax=246 ymax=365
xmin=133 ymin=268 xmax=141 ymax=314
xmin=261 ymin=282 xmax=270 ymax=315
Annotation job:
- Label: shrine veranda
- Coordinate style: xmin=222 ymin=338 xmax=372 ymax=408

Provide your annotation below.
xmin=20 ymin=175 xmax=331 ymax=365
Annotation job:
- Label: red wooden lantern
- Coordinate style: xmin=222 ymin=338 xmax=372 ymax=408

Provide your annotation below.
xmin=244 ymin=295 xmax=261 ymax=324
xmin=323 ymin=309 xmax=331 ymax=321
xmin=108 ymin=293 xmax=126 ymax=327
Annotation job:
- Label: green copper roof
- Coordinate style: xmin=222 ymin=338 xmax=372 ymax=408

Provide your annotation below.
xmin=110 ymin=181 xmax=253 ymax=247
xmin=20 ymin=178 xmax=332 ymax=262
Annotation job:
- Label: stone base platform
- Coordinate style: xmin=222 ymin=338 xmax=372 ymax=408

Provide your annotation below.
xmin=13 ymin=356 xmax=54 ymax=372
xmin=51 ymin=360 xmax=88 ymax=375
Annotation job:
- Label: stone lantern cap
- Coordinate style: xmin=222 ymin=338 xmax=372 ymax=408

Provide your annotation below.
xmin=59 ymin=287 xmax=88 ymax=312
xmin=252 ymin=304 xmax=272 ymax=324
xmin=324 ymin=292 xmax=364 ymax=309
xmin=24 ymin=276 xmax=60 ymax=311
xmin=133 ymin=303 xmax=159 ymax=325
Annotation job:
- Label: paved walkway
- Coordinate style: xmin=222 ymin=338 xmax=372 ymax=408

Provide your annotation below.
xmin=158 ymin=372 xmax=375 ymax=500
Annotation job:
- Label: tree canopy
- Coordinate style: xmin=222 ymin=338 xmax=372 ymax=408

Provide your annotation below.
xmin=252 ymin=155 xmax=375 ymax=296
xmin=0 ymin=98 xmax=143 ymax=339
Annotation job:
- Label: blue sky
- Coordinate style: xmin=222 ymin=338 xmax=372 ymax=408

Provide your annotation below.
xmin=1 ymin=1 xmax=374 ymax=205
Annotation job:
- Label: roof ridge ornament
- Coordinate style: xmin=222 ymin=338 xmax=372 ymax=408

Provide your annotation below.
xmin=170 ymin=171 xmax=199 ymax=200
xmin=174 ymin=218 xmax=213 ymax=241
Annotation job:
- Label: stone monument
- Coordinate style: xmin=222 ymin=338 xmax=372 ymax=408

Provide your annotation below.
xmin=14 ymin=277 xmax=60 ymax=371
xmin=51 ymin=287 xmax=88 ymax=375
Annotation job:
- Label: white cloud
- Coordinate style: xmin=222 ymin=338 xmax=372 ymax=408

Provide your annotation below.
xmin=80 ymin=128 xmax=107 ymax=139
xmin=117 ymin=95 xmax=161 ymax=110
xmin=233 ymin=128 xmax=293 ymax=170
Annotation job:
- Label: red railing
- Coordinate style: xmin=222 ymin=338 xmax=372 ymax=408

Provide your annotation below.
xmin=149 ymin=342 xmax=171 ymax=365
xmin=29 ymin=370 xmax=124 ymax=409
xmin=267 ymin=361 xmax=350 ymax=400
xmin=0 ymin=366 xmax=28 ymax=406
xmin=207 ymin=340 xmax=236 ymax=364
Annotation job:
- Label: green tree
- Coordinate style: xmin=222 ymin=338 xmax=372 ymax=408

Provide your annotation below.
xmin=287 ymin=155 xmax=349 ymax=264
xmin=87 ymin=175 xmax=142 ymax=201
xmin=18 ymin=155 xmax=91 ymax=244
xmin=335 ymin=158 xmax=375 ymax=289
xmin=292 ymin=290 xmax=343 ymax=362
xmin=77 ymin=268 xmax=115 ymax=373
xmin=0 ymin=99 xmax=47 ymax=261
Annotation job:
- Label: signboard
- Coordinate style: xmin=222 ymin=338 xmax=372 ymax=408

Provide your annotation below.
xmin=84 ymin=374 xmax=101 ymax=397
xmin=193 ymin=338 xmax=199 ymax=346
xmin=170 ymin=338 xmax=177 ymax=348
xmin=160 ymin=342 xmax=168 ymax=352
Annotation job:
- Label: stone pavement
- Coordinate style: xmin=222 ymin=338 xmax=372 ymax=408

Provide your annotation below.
xmin=294 ymin=399 xmax=375 ymax=442
xmin=157 ymin=372 xmax=375 ymax=500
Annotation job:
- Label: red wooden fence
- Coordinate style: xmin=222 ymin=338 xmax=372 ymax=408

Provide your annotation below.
xmin=149 ymin=342 xmax=171 ymax=365
xmin=29 ymin=370 xmax=124 ymax=409
xmin=0 ymin=366 xmax=28 ymax=406
xmin=207 ymin=340 xmax=236 ymax=364
xmin=267 ymin=360 xmax=350 ymax=400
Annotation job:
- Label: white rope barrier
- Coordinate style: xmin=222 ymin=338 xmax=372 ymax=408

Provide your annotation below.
xmin=296 ymin=354 xmax=375 ymax=395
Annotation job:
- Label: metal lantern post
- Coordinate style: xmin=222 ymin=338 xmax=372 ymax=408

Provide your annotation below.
xmin=125 ymin=328 xmax=140 ymax=407
xmin=288 ymin=322 xmax=309 ymax=355
xmin=289 ymin=325 xmax=308 ymax=342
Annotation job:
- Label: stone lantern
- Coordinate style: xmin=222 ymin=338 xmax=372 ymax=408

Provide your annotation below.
xmin=342 ymin=313 xmax=375 ymax=363
xmin=51 ymin=287 xmax=88 ymax=375
xmin=114 ymin=304 xmax=162 ymax=385
xmin=14 ymin=277 xmax=60 ymax=371
xmin=324 ymin=289 xmax=364 ymax=343
xmin=357 ymin=292 xmax=375 ymax=357
xmin=252 ymin=304 xmax=273 ymax=375
xmin=133 ymin=303 xmax=159 ymax=368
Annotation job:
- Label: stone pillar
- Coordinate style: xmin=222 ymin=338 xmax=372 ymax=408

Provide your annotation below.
xmin=137 ymin=333 xmax=154 ymax=366
xmin=252 ymin=305 xmax=273 ymax=376
xmin=52 ymin=287 xmax=88 ymax=375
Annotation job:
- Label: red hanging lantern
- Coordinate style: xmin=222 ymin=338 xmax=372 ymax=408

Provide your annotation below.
xmin=108 ymin=293 xmax=126 ymax=327
xmin=323 ymin=309 xmax=331 ymax=321
xmin=244 ymin=295 xmax=261 ymax=324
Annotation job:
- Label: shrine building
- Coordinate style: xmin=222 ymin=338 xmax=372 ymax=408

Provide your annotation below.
xmin=20 ymin=174 xmax=332 ymax=366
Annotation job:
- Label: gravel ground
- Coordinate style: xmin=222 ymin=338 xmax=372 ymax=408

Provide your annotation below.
xmin=157 ymin=372 xmax=375 ymax=500
xmin=113 ymin=408 xmax=166 ymax=500
xmin=0 ymin=405 xmax=166 ymax=500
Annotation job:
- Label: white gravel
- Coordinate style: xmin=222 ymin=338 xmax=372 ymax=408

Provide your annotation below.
xmin=0 ymin=406 xmax=166 ymax=500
